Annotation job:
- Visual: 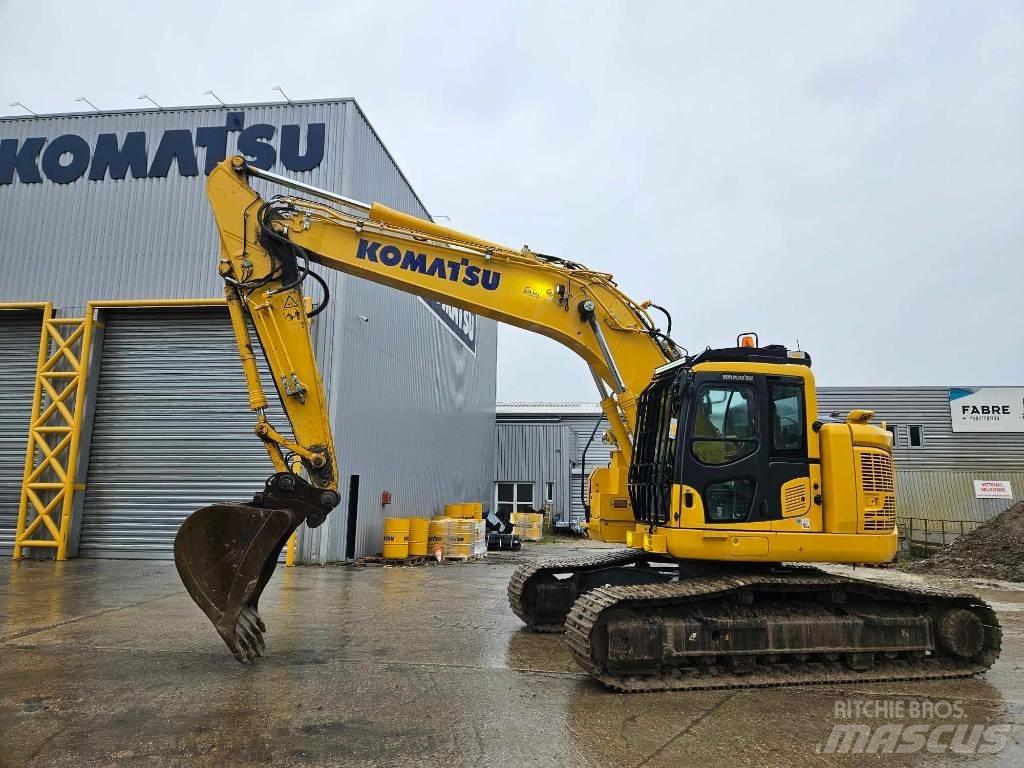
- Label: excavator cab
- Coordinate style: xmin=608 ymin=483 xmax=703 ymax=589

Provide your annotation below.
xmin=629 ymin=343 xmax=816 ymax=530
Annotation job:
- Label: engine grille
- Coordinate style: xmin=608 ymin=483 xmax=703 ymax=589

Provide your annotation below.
xmin=863 ymin=497 xmax=897 ymax=532
xmin=860 ymin=452 xmax=894 ymax=493
xmin=782 ymin=481 xmax=809 ymax=516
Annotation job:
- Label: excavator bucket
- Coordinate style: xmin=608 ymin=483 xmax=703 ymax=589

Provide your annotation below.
xmin=174 ymin=473 xmax=336 ymax=663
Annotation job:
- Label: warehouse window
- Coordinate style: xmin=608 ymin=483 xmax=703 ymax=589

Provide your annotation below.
xmin=496 ymin=482 xmax=535 ymax=516
xmin=908 ymin=425 xmax=924 ymax=448
xmin=886 ymin=424 xmax=899 ymax=447
xmin=546 ymin=482 xmax=554 ymax=504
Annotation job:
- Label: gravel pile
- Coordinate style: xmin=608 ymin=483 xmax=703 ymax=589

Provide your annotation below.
xmin=903 ymin=501 xmax=1024 ymax=582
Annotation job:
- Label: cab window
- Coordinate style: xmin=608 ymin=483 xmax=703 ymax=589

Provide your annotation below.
xmin=770 ymin=381 xmax=805 ymax=453
xmin=705 ymin=478 xmax=755 ymax=522
xmin=691 ymin=384 xmax=758 ymax=466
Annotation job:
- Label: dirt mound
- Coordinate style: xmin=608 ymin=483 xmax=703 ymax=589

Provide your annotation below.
xmin=903 ymin=501 xmax=1024 ymax=582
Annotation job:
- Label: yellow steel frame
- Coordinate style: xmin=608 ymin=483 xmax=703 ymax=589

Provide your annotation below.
xmin=11 ymin=303 xmax=89 ymax=560
xmin=2 ymin=302 xmax=55 ymax=554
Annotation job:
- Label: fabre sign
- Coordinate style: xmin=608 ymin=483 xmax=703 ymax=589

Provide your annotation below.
xmin=949 ymin=388 xmax=1024 ymax=433
xmin=0 ymin=112 xmax=325 ymax=185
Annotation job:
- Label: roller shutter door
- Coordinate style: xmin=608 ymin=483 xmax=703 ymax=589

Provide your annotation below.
xmin=0 ymin=313 xmax=43 ymax=553
xmin=80 ymin=308 xmax=288 ymax=558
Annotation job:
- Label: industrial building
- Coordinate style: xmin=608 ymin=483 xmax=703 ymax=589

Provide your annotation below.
xmin=495 ymin=402 xmax=610 ymax=530
xmin=496 ymin=387 xmax=1024 ymax=533
xmin=0 ymin=99 xmax=497 ymax=563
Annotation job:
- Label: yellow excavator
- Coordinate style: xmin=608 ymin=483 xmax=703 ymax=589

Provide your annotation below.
xmin=174 ymin=156 xmax=1000 ymax=691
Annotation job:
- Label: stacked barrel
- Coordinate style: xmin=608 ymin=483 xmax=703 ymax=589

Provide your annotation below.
xmin=382 ymin=503 xmax=488 ymax=561
xmin=443 ymin=502 xmax=484 ymax=519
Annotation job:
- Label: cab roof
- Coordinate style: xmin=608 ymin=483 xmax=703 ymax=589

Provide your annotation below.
xmin=688 ymin=344 xmax=812 ymax=368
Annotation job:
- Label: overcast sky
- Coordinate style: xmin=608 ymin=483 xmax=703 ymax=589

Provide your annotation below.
xmin=2 ymin=1 xmax=1021 ymax=401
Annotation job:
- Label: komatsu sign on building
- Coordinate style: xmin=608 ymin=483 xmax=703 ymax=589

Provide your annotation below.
xmin=0 ymin=99 xmax=497 ymax=563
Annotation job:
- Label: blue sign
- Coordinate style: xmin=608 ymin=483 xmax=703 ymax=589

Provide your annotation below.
xmin=0 ymin=112 xmax=325 ymax=185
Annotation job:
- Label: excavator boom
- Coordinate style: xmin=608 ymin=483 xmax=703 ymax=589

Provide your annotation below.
xmin=174 ymin=157 xmax=675 ymax=661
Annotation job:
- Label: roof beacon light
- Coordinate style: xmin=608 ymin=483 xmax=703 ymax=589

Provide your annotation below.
xmin=737 ymin=332 xmax=758 ymax=349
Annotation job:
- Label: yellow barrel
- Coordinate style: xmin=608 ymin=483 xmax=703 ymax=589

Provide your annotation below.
xmin=382 ymin=518 xmax=410 ymax=559
xmin=444 ymin=503 xmax=465 ymax=518
xmin=408 ymin=517 xmax=429 ymax=556
xmin=428 ymin=518 xmax=448 ymax=557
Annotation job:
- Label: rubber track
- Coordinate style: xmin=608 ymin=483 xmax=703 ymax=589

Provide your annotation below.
xmin=564 ymin=568 xmax=1002 ymax=693
xmin=507 ymin=549 xmax=648 ymax=632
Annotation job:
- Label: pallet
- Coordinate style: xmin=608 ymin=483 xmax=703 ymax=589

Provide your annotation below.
xmin=355 ymin=555 xmax=430 ymax=567
xmin=444 ymin=553 xmax=486 ymax=562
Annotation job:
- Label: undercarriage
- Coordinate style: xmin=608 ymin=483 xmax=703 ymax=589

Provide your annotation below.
xmin=508 ymin=550 xmax=1001 ymax=692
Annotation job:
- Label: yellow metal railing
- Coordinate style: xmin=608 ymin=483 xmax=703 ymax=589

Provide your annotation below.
xmin=13 ymin=312 xmax=93 ymax=560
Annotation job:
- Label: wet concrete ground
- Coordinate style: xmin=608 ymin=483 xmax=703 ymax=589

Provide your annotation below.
xmin=1 ymin=542 xmax=1023 ymax=767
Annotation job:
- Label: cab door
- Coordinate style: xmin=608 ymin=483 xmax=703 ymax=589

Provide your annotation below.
xmin=678 ymin=373 xmax=772 ymax=525
xmin=765 ymin=376 xmax=812 ymax=520
xmin=677 ymin=372 xmax=813 ymax=526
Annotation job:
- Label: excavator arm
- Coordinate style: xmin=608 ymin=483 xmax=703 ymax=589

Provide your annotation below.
xmin=174 ymin=157 xmax=676 ymax=662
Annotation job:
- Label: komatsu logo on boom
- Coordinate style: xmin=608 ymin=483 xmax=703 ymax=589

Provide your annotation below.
xmin=356 ymin=239 xmax=502 ymax=291
xmin=0 ymin=112 xmax=325 ymax=185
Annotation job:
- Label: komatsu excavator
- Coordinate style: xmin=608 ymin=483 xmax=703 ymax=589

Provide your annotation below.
xmin=174 ymin=156 xmax=1000 ymax=691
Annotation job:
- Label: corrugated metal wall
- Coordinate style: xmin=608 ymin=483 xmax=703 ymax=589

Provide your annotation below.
xmin=568 ymin=415 xmax=612 ymax=525
xmin=495 ymin=412 xmax=607 ymax=525
xmin=493 ymin=423 xmax=573 ymax=521
xmin=817 ymin=388 xmax=1024 ymax=470
xmin=0 ymin=100 xmax=497 ymax=561
xmin=0 ymin=311 xmax=42 ymax=552
xmin=819 ymin=388 xmax=1023 ymax=522
xmin=895 ymin=470 xmax=1024 ymax=524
